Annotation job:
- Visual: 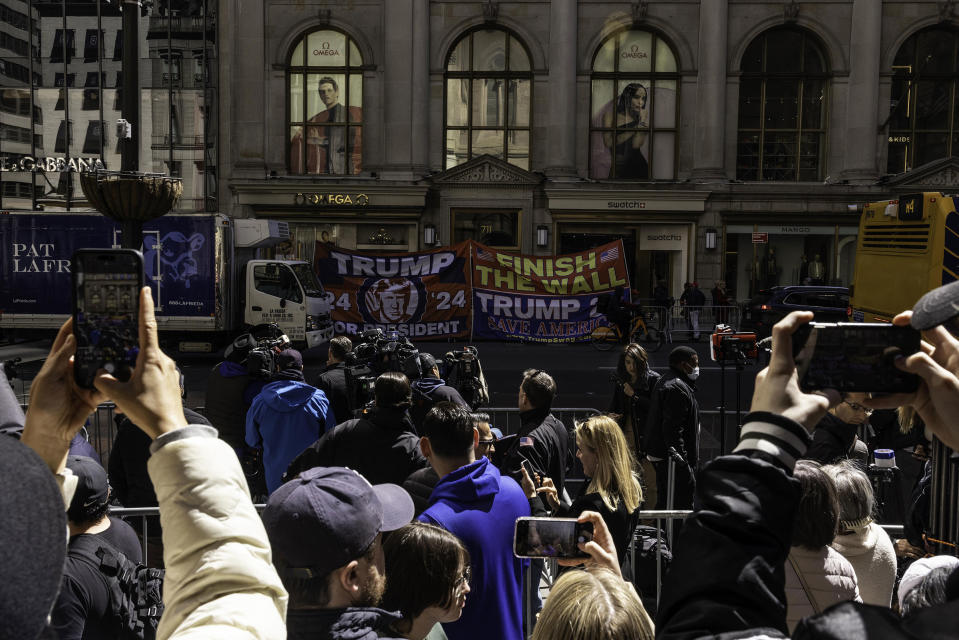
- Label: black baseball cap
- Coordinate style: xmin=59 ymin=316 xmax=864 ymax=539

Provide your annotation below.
xmin=911 ymin=281 xmax=959 ymax=331
xmin=263 ymin=467 xmax=414 ymax=578
xmin=66 ymin=455 xmax=110 ymax=512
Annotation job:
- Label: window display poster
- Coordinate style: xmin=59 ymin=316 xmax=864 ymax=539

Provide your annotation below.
xmin=471 ymin=240 xmax=629 ymax=342
xmin=314 ymin=242 xmax=471 ymax=339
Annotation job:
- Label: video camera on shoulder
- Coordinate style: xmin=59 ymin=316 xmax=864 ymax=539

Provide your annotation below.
xmin=344 ymin=328 xmax=422 ymax=412
xmin=226 ymin=323 xmax=291 ymax=379
xmin=710 ymin=324 xmax=758 ymax=365
xmin=443 ymin=346 xmax=489 ymax=408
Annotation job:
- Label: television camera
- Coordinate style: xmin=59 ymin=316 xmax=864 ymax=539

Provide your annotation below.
xmin=225 ymin=323 xmax=292 ymax=379
xmin=344 ymin=329 xmax=422 ymax=413
xmin=710 ymin=325 xmax=758 ymax=365
xmin=442 ymin=346 xmax=489 ymax=408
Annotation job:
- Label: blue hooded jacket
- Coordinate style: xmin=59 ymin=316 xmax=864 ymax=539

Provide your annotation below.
xmin=245 ymin=380 xmax=335 ymax=493
xmin=418 ymin=458 xmax=530 ymax=640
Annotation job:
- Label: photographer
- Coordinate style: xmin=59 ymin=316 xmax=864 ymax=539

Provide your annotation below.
xmin=311 ymin=335 xmax=353 ymax=424
xmin=11 ymin=288 xmax=286 ymax=639
xmin=657 ymin=301 xmax=959 ymax=638
xmin=411 ymin=353 xmax=467 ymax=430
xmin=285 ymin=371 xmax=428 ymax=487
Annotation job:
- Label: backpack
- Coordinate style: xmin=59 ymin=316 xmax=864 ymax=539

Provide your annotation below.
xmin=72 ymin=536 xmax=165 ymax=640
xmin=627 ymin=524 xmax=672 ymax=613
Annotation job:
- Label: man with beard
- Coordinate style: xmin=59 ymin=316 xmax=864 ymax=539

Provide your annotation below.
xmin=263 ymin=466 xmax=415 ymax=639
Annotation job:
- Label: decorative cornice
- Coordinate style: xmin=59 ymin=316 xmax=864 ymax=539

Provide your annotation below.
xmin=883 ymin=157 xmax=959 ymax=190
xmin=940 ymin=1 xmax=957 ymax=22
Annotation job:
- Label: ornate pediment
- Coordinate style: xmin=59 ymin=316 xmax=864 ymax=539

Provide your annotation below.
xmin=430 ymin=154 xmax=543 ymax=187
xmin=885 ymin=157 xmax=959 ymax=191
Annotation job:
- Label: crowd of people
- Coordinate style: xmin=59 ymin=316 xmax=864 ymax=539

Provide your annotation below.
xmin=6 ymin=277 xmax=959 ymax=639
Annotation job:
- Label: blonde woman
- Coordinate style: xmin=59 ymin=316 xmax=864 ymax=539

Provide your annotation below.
xmin=523 ymin=415 xmax=642 ymax=560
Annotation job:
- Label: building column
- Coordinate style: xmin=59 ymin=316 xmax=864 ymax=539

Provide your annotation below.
xmin=381 ymin=0 xmax=417 ymax=179
xmin=410 ymin=0 xmax=429 ymax=173
xmin=841 ymin=0 xmax=882 ymax=183
xmin=544 ymin=0 xmax=576 ymax=176
xmin=230 ymin=0 xmax=266 ymax=177
xmin=691 ymin=0 xmax=728 ymax=181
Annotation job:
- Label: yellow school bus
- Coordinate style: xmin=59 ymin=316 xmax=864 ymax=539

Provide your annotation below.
xmin=850 ymin=192 xmax=959 ymax=323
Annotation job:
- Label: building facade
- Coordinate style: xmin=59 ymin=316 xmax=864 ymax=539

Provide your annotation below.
xmin=5 ymin=1 xmax=959 ymax=303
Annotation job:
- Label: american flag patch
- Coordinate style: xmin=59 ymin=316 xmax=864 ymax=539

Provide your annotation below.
xmin=520 ymin=436 xmax=535 ymax=447
xmin=476 ymin=247 xmax=494 ymax=261
xmin=600 ymin=246 xmax=619 ymax=263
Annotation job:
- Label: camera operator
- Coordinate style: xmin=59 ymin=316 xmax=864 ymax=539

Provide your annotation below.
xmin=203 ymin=333 xmax=267 ymax=455
xmin=410 ymin=353 xmax=468 ymax=431
xmin=285 ymin=371 xmax=428 ymax=487
xmin=311 ymin=335 xmax=353 ymax=425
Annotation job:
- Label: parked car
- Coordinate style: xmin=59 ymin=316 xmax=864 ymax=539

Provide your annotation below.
xmin=741 ymin=285 xmax=850 ymax=336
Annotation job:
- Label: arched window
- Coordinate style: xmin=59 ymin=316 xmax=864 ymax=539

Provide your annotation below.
xmin=444 ymin=28 xmax=532 ymax=169
xmin=589 ymin=29 xmax=679 ymax=180
xmin=887 ymin=27 xmax=959 ymax=173
xmin=287 ymin=29 xmax=363 ymax=175
xmin=736 ymin=27 xmax=828 ymax=181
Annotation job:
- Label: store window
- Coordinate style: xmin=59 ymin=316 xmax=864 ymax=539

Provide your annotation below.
xmin=724 ymin=224 xmax=857 ymax=300
xmin=287 ymin=28 xmax=364 ymax=175
xmin=589 ymin=28 xmax=679 ymax=179
xmin=253 ymin=264 xmax=303 ymax=303
xmin=887 ymin=26 xmax=959 ymax=173
xmin=452 ymin=209 xmax=520 ymax=248
xmin=444 ymin=27 xmax=532 ymax=169
xmin=736 ymin=27 xmax=829 ymax=181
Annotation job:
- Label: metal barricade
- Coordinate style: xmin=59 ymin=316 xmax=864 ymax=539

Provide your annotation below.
xmin=483 ymin=407 xmax=603 ymax=438
xmin=662 ymin=305 xmax=742 ymax=340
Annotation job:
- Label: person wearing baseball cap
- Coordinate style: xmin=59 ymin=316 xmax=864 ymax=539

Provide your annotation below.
xmin=263 ymin=466 xmax=414 ymax=639
xmin=51 ymin=456 xmax=144 ymax=639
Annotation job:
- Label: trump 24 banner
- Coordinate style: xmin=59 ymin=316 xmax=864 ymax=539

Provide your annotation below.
xmin=471 ymin=240 xmax=629 ymax=342
xmin=313 ymin=242 xmax=471 ymax=339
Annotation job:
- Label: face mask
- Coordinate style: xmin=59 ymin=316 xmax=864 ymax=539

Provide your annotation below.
xmin=687 ymin=366 xmax=700 ymax=381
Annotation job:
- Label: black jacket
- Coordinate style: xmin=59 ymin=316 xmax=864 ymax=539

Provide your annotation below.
xmin=658 ymin=411 xmax=959 ymax=640
xmin=109 ymin=407 xmax=211 ymax=508
xmin=502 ymin=407 xmax=571 ymax=497
xmin=287 ymin=607 xmax=405 ymax=640
xmin=557 ymin=488 xmax=639 ymax=563
xmin=608 ymin=369 xmax=661 ymax=455
xmin=644 ymin=369 xmax=699 ymax=466
xmin=284 ymin=406 xmax=428 ymax=486
xmin=805 ymin=412 xmax=859 ymax=465
xmin=410 ymin=377 xmax=468 ymax=430
xmin=313 ymin=362 xmax=351 ymax=426
xmin=403 ymin=466 xmax=440 ymax=516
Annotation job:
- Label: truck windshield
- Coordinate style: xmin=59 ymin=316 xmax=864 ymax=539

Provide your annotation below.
xmin=290 ymin=263 xmax=325 ymax=297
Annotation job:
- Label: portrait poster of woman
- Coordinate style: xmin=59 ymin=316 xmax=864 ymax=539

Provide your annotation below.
xmin=590 ymin=81 xmax=676 ymax=180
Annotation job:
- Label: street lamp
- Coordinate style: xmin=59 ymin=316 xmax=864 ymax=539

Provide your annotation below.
xmin=423 ymin=223 xmax=437 ymax=247
xmin=536 ymin=224 xmax=549 ymax=248
xmin=705 ymin=227 xmax=718 ymax=250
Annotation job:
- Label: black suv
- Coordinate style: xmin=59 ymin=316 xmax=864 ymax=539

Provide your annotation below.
xmin=741 ymin=286 xmax=850 ymax=336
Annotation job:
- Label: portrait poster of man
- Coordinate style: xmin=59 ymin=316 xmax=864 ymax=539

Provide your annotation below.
xmin=290 ymin=74 xmax=362 ymax=174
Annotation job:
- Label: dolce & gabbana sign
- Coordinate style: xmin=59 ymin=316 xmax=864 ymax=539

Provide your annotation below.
xmin=293 ymin=192 xmax=370 ymax=206
xmin=0 ymin=156 xmax=105 ymax=172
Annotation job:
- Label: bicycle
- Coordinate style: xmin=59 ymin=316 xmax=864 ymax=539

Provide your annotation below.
xmin=590 ymin=309 xmax=668 ymax=352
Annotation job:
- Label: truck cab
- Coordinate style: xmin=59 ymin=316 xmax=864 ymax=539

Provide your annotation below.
xmin=244 ymin=260 xmax=334 ymax=349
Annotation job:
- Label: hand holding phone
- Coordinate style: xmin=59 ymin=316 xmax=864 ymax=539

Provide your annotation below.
xmin=792 ymin=322 xmax=921 ymax=393
xmin=71 ymin=249 xmax=144 ymax=389
xmin=513 ymin=517 xmax=594 ymax=559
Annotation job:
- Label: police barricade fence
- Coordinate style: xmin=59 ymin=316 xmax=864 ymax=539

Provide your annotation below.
xmin=656 ymin=305 xmax=742 ymax=340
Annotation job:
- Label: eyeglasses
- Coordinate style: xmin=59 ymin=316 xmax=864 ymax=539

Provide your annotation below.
xmin=453 ymin=567 xmax=472 ymax=592
xmin=477 ymin=439 xmax=495 ymax=446
xmin=845 ymin=401 xmax=872 ymax=414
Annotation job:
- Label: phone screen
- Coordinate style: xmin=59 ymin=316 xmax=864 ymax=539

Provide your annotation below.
xmin=513 ymin=517 xmax=593 ymax=559
xmin=794 ymin=323 xmax=921 ymax=393
xmin=72 ymin=250 xmax=143 ymax=389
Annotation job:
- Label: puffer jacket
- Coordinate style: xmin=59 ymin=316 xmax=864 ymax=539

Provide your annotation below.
xmin=149 ymin=425 xmax=288 ymax=639
xmin=831 ymin=522 xmax=897 ymax=608
xmin=785 ymin=545 xmax=861 ymax=632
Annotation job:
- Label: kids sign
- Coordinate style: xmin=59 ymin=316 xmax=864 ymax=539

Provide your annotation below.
xmin=472 ymin=240 xmax=629 ymax=342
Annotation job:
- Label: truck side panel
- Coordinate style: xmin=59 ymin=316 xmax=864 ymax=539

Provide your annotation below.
xmin=0 ymin=213 xmax=218 ymax=328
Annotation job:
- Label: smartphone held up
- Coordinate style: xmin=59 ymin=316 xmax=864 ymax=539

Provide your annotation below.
xmin=792 ymin=322 xmax=921 ymax=394
xmin=71 ymin=249 xmax=144 ymax=389
xmin=513 ymin=517 xmax=594 ymax=559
